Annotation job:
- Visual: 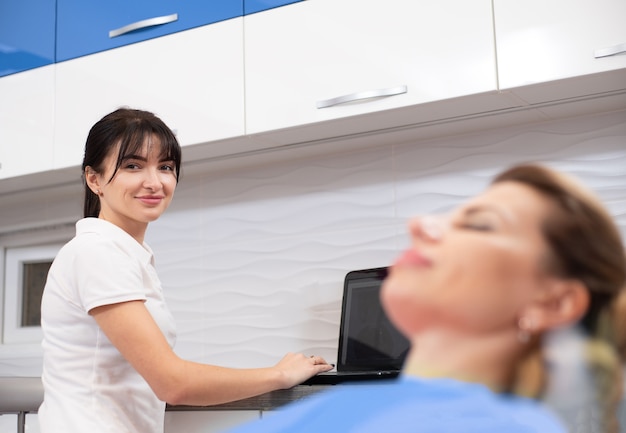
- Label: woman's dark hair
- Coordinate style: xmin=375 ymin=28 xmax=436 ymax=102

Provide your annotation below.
xmin=82 ymin=108 xmax=182 ymax=218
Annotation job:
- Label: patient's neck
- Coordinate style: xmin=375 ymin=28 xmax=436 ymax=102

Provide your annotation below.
xmin=402 ymin=328 xmax=521 ymax=393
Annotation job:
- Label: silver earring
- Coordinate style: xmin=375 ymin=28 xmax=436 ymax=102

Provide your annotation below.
xmin=517 ymin=317 xmax=534 ymax=344
xmin=96 ymin=189 xmax=101 ymax=196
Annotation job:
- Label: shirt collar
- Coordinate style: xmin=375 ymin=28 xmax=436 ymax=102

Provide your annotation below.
xmin=76 ymin=217 xmax=154 ymax=266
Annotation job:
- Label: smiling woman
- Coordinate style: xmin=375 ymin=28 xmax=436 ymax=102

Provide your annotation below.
xmin=84 ymin=134 xmax=178 ymax=243
xmin=38 ymin=108 xmax=332 ymax=433
xmin=81 ymin=108 xmax=181 ymax=233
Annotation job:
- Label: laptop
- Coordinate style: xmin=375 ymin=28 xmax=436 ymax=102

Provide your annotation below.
xmin=304 ymin=267 xmax=410 ymax=385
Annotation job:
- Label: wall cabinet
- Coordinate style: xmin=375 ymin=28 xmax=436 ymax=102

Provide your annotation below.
xmin=1 ymin=0 xmax=625 ymax=186
xmin=54 ymin=18 xmax=245 ymax=170
xmin=0 ymin=0 xmax=56 ymax=77
xmin=244 ymin=0 xmax=500 ymax=135
xmin=0 ymin=66 xmax=55 ymax=180
xmin=494 ymin=0 xmax=626 ymax=102
xmin=56 ymin=0 xmax=244 ymax=62
xmin=245 ymin=0 xmax=303 ymax=15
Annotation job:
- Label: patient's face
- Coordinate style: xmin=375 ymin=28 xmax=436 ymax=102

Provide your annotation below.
xmin=381 ymin=181 xmax=556 ymax=338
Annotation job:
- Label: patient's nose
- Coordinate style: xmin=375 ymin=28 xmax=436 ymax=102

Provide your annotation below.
xmin=409 ymin=214 xmax=449 ymax=241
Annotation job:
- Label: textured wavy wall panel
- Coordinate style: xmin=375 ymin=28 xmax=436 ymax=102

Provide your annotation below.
xmin=151 ymin=145 xmax=401 ymax=367
xmin=146 ymin=110 xmax=626 ymax=370
xmin=1 ymin=110 xmax=625 ymax=376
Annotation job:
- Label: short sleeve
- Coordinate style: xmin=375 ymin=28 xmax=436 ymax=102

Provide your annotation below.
xmin=71 ymin=233 xmax=147 ymax=312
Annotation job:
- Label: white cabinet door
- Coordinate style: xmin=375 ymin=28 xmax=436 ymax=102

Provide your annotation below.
xmin=0 ymin=414 xmax=17 ymax=433
xmin=244 ymin=0 xmax=497 ymax=135
xmin=0 ymin=66 xmax=55 ymax=180
xmin=25 ymin=413 xmax=40 ymax=433
xmin=54 ymin=18 xmax=245 ymax=170
xmin=494 ymin=0 xmax=626 ymax=95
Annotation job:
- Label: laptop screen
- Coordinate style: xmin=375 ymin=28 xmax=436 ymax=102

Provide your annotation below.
xmin=337 ymin=267 xmax=410 ymax=372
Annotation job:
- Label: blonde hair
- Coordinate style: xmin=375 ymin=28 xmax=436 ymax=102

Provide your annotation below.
xmin=493 ymin=164 xmax=626 ymax=432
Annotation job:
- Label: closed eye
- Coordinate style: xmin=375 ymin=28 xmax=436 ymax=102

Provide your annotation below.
xmin=456 ymin=207 xmax=500 ymax=232
xmin=460 ymin=222 xmax=494 ymax=231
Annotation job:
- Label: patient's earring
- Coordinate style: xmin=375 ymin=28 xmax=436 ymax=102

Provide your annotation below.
xmin=96 ymin=189 xmax=101 ymax=196
xmin=517 ymin=316 xmax=534 ymax=344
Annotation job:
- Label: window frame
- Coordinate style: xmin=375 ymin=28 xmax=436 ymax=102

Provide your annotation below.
xmin=3 ymin=243 xmax=64 ymax=344
xmin=0 ymin=223 xmax=74 ymax=346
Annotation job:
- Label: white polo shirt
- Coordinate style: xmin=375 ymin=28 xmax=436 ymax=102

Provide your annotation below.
xmin=39 ymin=218 xmax=177 ymax=433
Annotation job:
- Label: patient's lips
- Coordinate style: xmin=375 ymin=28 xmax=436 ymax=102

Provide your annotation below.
xmin=393 ymin=249 xmax=432 ymax=269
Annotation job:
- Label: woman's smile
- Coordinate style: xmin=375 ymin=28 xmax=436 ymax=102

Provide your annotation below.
xmin=136 ymin=195 xmax=165 ymax=206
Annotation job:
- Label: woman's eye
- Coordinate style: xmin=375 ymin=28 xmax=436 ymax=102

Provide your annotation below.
xmin=455 ymin=209 xmax=499 ymax=232
xmin=462 ymin=223 xmax=493 ymax=231
xmin=459 ymin=218 xmax=494 ymax=231
xmin=125 ymin=163 xmax=140 ymax=170
xmin=160 ymin=164 xmax=175 ymax=171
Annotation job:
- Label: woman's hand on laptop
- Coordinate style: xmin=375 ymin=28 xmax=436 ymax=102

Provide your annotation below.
xmin=273 ymin=352 xmax=334 ymax=388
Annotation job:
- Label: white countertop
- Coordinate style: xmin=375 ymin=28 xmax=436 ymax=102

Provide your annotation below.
xmin=0 ymin=376 xmax=329 ymax=413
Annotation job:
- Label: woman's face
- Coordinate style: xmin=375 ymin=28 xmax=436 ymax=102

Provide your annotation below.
xmin=381 ymin=181 xmax=557 ymax=338
xmin=92 ymin=138 xmax=177 ymax=238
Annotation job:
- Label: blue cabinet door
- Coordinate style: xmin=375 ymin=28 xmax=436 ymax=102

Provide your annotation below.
xmin=245 ymin=0 xmax=303 ymax=15
xmin=0 ymin=0 xmax=56 ymax=77
xmin=57 ymin=0 xmax=244 ymax=62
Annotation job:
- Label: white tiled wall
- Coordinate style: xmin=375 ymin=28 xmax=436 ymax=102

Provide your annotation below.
xmin=151 ymin=142 xmax=401 ymax=367
xmin=148 ymin=109 xmax=626 ymax=370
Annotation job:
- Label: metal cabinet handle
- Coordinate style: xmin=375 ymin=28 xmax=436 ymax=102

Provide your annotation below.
xmin=316 ymin=85 xmax=408 ymax=109
xmin=109 ymin=13 xmax=179 ymax=38
xmin=594 ymin=42 xmax=626 ymax=59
